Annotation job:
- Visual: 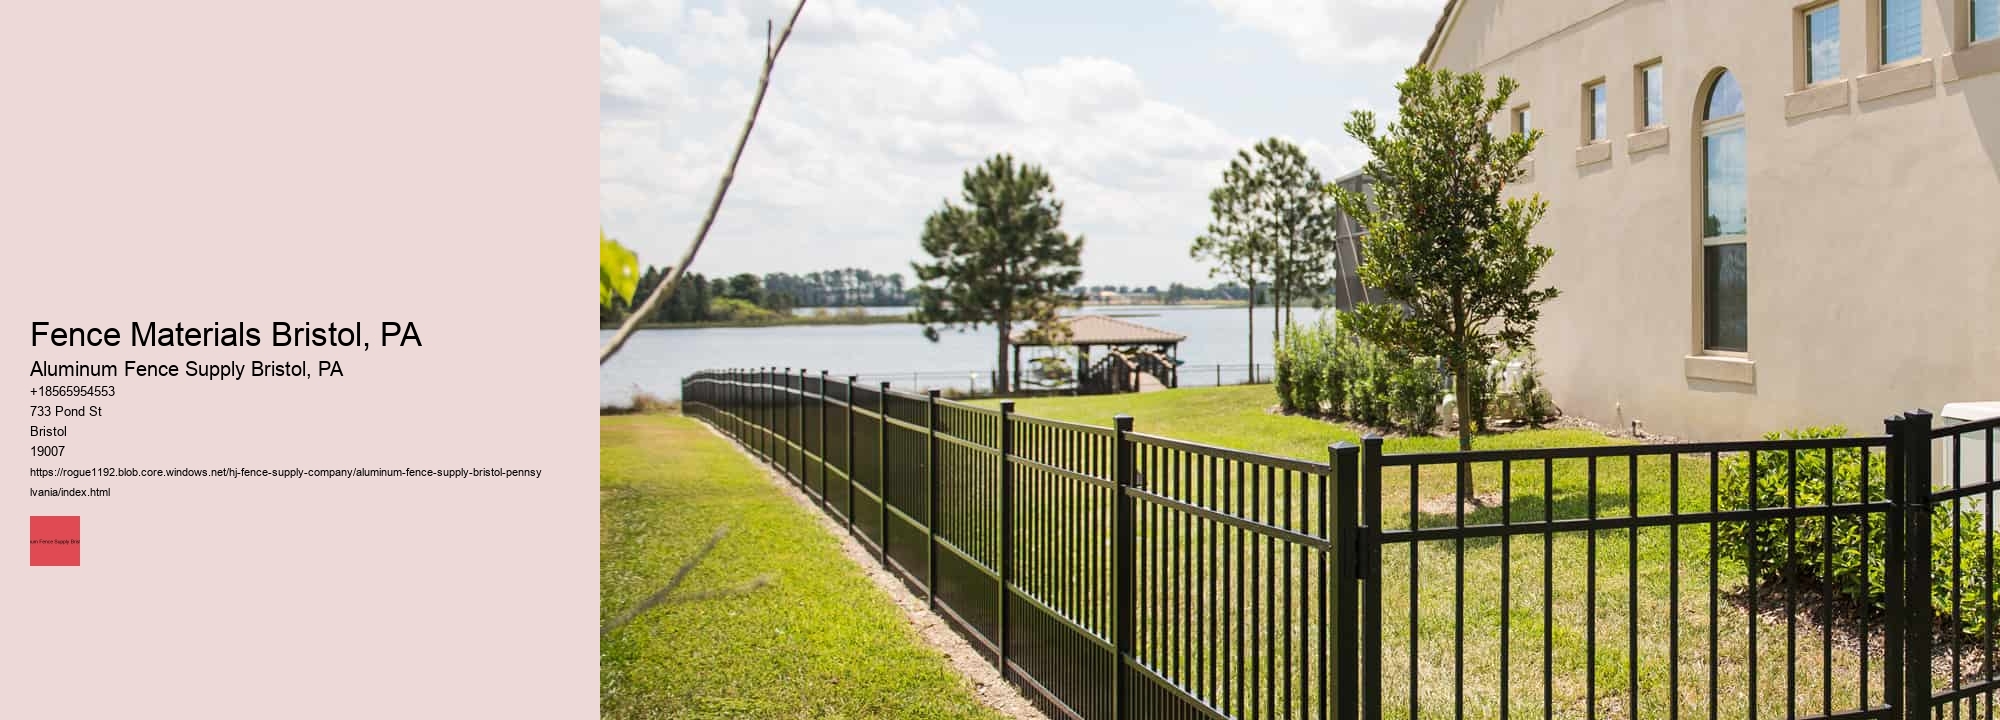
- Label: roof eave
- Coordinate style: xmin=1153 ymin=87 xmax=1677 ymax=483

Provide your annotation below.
xmin=1417 ymin=0 xmax=1460 ymax=68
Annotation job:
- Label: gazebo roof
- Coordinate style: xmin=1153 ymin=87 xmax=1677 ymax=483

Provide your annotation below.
xmin=1010 ymin=314 xmax=1186 ymax=347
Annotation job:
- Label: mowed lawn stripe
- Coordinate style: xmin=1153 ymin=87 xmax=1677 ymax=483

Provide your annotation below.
xmin=600 ymin=414 xmax=1008 ymax=720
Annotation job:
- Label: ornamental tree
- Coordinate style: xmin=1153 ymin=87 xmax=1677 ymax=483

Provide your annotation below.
xmin=1331 ymin=66 xmax=1559 ymax=499
xmin=912 ymin=154 xmax=1084 ymax=394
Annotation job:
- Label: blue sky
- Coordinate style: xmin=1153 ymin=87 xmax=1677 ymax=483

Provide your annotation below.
xmin=601 ymin=0 xmax=1440 ymax=287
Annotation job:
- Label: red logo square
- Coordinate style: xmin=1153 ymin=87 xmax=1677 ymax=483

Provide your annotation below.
xmin=29 ymin=516 xmax=80 ymax=566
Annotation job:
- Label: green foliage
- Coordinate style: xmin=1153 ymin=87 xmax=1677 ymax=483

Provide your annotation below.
xmin=1464 ymin=355 xmax=1507 ymax=432
xmin=1388 ymin=360 xmax=1444 ymax=434
xmin=1191 ymin=139 xmax=1338 ymax=317
xmin=762 ymin=268 xmax=909 ymax=307
xmin=1516 ymin=354 xmax=1557 ymax=426
xmin=1716 ymin=427 xmax=1997 ymax=637
xmin=721 ymin=273 xmax=764 ymax=305
xmin=600 ymin=229 xmax=640 ymax=310
xmin=1332 ymin=66 xmax=1559 ymax=459
xmin=706 ymin=297 xmax=784 ymax=323
xmin=912 ymin=154 xmax=1084 ymax=392
xmin=1275 ymin=314 xmax=1444 ymax=434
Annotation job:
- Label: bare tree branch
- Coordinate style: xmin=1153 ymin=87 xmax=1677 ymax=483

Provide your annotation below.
xmin=599 ymin=0 xmax=808 ymax=364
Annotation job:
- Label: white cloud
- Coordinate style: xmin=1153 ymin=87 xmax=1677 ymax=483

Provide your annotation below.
xmin=600 ymin=36 xmax=687 ymax=119
xmin=602 ymin=0 xmax=684 ymax=34
xmin=1206 ymin=0 xmax=1438 ymax=66
xmin=600 ymin=0 xmax=1364 ymax=285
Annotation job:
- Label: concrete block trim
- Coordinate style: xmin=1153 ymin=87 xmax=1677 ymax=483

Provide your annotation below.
xmin=1943 ymin=40 xmax=2000 ymax=83
xmin=1627 ymin=126 xmax=1670 ymax=154
xmin=1685 ymin=354 xmax=1756 ymax=385
xmin=1856 ymin=58 xmax=1935 ymax=103
xmin=1575 ymin=141 xmax=1612 ymax=167
xmin=1784 ymin=80 xmax=1851 ymax=119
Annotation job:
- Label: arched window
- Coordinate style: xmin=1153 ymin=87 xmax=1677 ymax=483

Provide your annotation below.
xmin=1701 ymin=70 xmax=1747 ymax=352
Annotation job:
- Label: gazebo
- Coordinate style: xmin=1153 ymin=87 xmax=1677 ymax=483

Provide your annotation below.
xmin=1009 ymin=314 xmax=1186 ymax=394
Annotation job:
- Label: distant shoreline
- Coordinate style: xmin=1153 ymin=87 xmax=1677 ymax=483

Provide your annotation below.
xmin=602 ymin=314 xmax=914 ymax=330
xmin=601 ymin=301 xmax=1268 ymax=331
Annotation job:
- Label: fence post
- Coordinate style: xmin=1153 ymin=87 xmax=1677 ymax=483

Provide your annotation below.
xmin=758 ymin=367 xmax=769 ymax=460
xmin=926 ymin=388 xmax=941 ymax=609
xmin=791 ymin=370 xmax=800 ymax=480
xmin=1883 ymin=414 xmax=1906 ymax=719
xmin=1111 ymin=413 xmax=1135 ymax=720
xmin=846 ymin=375 xmax=859 ymax=534
xmin=766 ymin=367 xmax=777 ymax=463
xmin=776 ymin=369 xmax=787 ymax=474
xmin=820 ymin=370 xmax=831 ymax=511
xmin=996 ymin=399 xmax=1016 ymax=675
xmin=1359 ymin=435 xmax=1384 ymax=720
xmin=878 ymin=381 xmax=892 ymax=564
xmin=1329 ymin=442 xmax=1361 ymax=720
xmin=1896 ymin=410 xmax=1934 ymax=720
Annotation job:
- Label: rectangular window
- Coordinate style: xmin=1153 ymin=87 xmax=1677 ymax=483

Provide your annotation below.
xmin=1513 ymin=105 xmax=1532 ymax=135
xmin=1641 ymin=63 xmax=1664 ymax=127
xmin=1806 ymin=3 xmax=1841 ymax=83
xmin=1702 ymin=123 xmax=1748 ymax=352
xmin=1587 ymin=81 xmax=1607 ymax=141
xmin=1882 ymin=0 xmax=1921 ymax=65
xmin=1704 ymin=244 xmax=1749 ymax=351
xmin=1976 ymin=0 xmax=2000 ymax=43
xmin=1703 ymin=127 xmax=1747 ymax=237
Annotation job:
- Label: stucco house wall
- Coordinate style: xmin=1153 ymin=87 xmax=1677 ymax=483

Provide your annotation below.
xmin=1423 ymin=0 xmax=2000 ymax=439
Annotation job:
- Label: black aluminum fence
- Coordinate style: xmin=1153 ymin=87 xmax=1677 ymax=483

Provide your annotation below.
xmin=682 ymin=367 xmax=1999 ymax=720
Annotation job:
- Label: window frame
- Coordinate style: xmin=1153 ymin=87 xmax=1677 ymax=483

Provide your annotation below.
xmin=1698 ymin=74 xmax=1749 ymax=355
xmin=1513 ymin=104 xmax=1533 ymax=136
xmin=1583 ymin=79 xmax=1608 ymax=143
xmin=1973 ymin=0 xmax=2000 ymax=45
xmin=1877 ymin=0 xmax=1923 ymax=68
xmin=1636 ymin=60 xmax=1665 ymax=129
xmin=1800 ymin=1 xmax=1843 ymax=86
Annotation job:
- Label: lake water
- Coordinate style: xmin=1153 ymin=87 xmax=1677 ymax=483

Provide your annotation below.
xmin=600 ymin=304 xmax=1336 ymax=405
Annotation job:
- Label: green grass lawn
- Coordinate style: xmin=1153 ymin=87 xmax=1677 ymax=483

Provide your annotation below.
xmin=977 ymin=386 xmax=1889 ymax=719
xmin=986 ymin=384 xmax=1614 ymax=458
xmin=600 ymin=414 xmax=1008 ymax=720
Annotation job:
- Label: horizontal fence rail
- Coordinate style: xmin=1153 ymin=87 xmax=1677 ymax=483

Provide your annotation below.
xmin=681 ymin=368 xmax=1993 ymax=720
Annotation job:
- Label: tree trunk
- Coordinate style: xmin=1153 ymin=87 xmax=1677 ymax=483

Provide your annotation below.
xmin=1270 ymin=278 xmax=1281 ymax=352
xmin=996 ymin=320 xmax=1011 ymax=394
xmin=1246 ymin=278 xmax=1257 ymax=380
xmin=1454 ymin=356 xmax=1475 ymax=499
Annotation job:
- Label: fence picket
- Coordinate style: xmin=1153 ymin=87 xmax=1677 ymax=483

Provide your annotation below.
xmin=878 ymin=381 xmax=890 ymax=564
xmin=996 ymin=400 xmax=1015 ymax=677
xmin=1112 ymin=414 xmax=1134 ymax=720
xmin=926 ymin=389 xmax=940 ymax=609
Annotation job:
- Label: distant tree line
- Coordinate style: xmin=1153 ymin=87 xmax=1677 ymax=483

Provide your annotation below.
xmin=763 ymin=269 xmax=908 ymax=307
xmin=1075 ymin=282 xmax=1283 ymax=304
xmin=601 ymin=266 xmax=917 ymax=325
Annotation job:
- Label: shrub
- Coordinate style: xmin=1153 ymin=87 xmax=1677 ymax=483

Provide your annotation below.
xmin=1273 ymin=340 xmax=1296 ymax=411
xmin=1516 ymin=353 xmax=1557 ymax=425
xmin=1273 ymin=313 xmax=1443 ymax=434
xmin=1277 ymin=319 xmax=1336 ymax=414
xmin=1715 ymin=426 xmax=1996 ymax=637
xmin=1388 ymin=360 xmax=1444 ymax=433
